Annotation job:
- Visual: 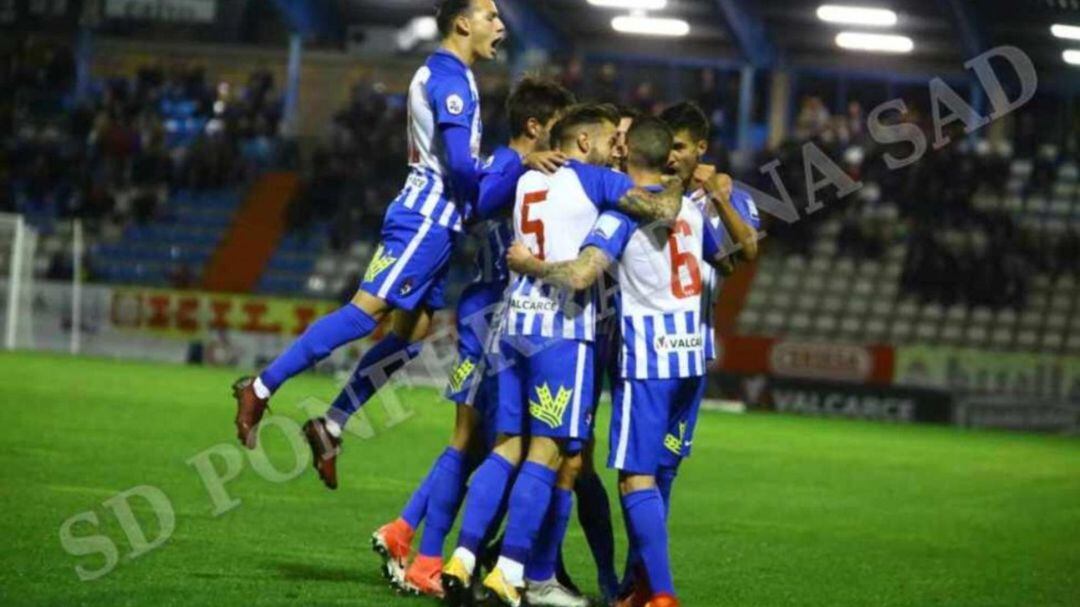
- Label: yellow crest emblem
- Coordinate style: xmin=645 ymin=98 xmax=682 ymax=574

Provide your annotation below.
xmin=664 ymin=421 xmax=688 ymax=455
xmin=529 ymin=383 xmax=573 ymax=429
xmin=448 ymin=358 xmax=477 ymax=393
xmin=364 ymin=245 xmax=397 ymax=283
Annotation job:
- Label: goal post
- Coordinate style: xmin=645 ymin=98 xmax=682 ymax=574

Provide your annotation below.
xmin=0 ymin=213 xmax=39 ymax=351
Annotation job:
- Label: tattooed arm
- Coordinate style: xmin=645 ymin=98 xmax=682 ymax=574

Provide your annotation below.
xmin=506 ymin=242 xmax=613 ymax=291
xmin=615 ymin=176 xmax=683 ymax=224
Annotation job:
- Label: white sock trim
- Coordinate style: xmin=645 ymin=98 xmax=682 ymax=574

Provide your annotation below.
xmin=324 ymin=406 xmax=351 ymax=437
xmin=323 ymin=416 xmax=343 ymax=438
xmin=452 ymin=547 xmax=476 ymax=575
xmin=252 ymin=377 xmax=272 ymax=400
xmin=496 ymin=556 xmax=525 ymax=587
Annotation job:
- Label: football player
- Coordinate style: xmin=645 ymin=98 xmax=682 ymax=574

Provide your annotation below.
xmin=441 ymin=105 xmax=685 ymax=607
xmin=231 ymin=0 xmax=503 ymax=459
xmin=371 ymin=76 xmax=576 ymax=599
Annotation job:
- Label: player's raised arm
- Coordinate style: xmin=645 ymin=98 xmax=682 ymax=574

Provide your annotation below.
xmin=615 ymin=174 xmax=684 ymax=224
xmin=703 ymin=172 xmax=759 ymax=262
xmin=580 ymin=157 xmax=684 ymax=224
xmin=474 ymin=150 xmax=568 ymax=220
xmin=473 ymin=78 xmax=574 ymax=220
xmin=440 ymin=122 xmax=483 ymax=210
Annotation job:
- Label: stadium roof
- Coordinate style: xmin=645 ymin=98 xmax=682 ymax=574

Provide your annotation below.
xmin=341 ymin=0 xmax=1080 ymax=80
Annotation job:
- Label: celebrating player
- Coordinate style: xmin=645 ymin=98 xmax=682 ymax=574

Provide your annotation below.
xmin=502 ymin=116 xmax=718 ymax=607
xmin=441 ymin=105 xmax=685 ymax=607
xmin=371 ymin=76 xmax=576 ymax=599
xmin=231 ymin=0 xmax=503 ymax=453
xmin=655 ymin=101 xmax=759 ymax=519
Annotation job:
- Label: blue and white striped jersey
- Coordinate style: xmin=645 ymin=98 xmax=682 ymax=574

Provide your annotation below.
xmin=402 ymin=49 xmax=483 ymax=232
xmin=583 ymin=194 xmax=723 ymax=380
xmin=504 ymin=160 xmax=634 ymax=342
xmin=692 ymin=186 xmax=761 ymax=361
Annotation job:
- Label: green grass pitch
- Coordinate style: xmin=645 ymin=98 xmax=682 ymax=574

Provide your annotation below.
xmin=1 ymin=352 xmax=1078 ymax=606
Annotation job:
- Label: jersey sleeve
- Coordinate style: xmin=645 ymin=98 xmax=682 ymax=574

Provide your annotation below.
xmin=428 ymin=74 xmax=475 ymax=129
xmin=731 ymin=187 xmax=761 ymax=230
xmin=475 ymin=149 xmax=525 ymax=219
xmin=570 ymin=163 xmax=635 ymax=210
xmin=703 ymin=214 xmax=723 ymax=261
xmin=581 ymin=210 xmax=636 ymax=261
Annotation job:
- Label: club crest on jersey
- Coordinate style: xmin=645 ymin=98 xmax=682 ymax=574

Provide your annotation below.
xmin=448 ymin=358 xmax=477 ymax=392
xmin=446 ymin=94 xmax=465 ymax=116
xmin=664 ymin=421 xmax=688 ymax=455
xmin=364 ymin=245 xmax=397 ymax=283
xmin=407 ymin=172 xmax=429 ymax=190
xmin=529 ymin=383 xmax=573 ymax=429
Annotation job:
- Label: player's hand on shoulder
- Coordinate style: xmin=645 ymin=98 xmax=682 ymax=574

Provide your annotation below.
xmin=506 ymin=241 xmax=538 ymax=274
xmin=524 ymin=151 xmax=568 ymax=175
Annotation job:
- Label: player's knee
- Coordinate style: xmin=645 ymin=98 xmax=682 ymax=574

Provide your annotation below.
xmin=351 ymin=290 xmax=389 ymax=319
xmin=525 ymin=437 xmax=563 ymax=470
xmin=493 ymin=434 xmax=523 ymax=466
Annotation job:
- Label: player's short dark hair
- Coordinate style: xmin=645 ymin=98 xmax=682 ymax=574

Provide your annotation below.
xmin=626 ymin=115 xmax=674 ymax=171
xmin=506 ymin=77 xmax=577 ymax=139
xmin=660 ymin=101 xmax=710 ymax=143
xmin=550 ymin=103 xmax=620 ymax=147
xmin=436 ymin=0 xmax=473 ymax=37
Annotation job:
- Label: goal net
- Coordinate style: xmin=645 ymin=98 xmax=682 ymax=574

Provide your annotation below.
xmin=0 ymin=214 xmax=39 ymax=350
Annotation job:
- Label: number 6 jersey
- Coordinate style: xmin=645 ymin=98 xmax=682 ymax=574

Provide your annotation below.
xmin=505 ymin=160 xmax=634 ymax=342
xmin=582 ymin=194 xmax=721 ymax=380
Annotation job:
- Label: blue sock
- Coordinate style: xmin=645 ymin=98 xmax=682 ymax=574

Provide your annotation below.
xmin=622 ymin=488 xmax=674 ymax=596
xmin=259 ymin=305 xmax=376 ymax=393
xmin=401 ymin=458 xmax=439 ymax=530
xmin=457 ymin=454 xmax=515 ymax=556
xmin=618 ymin=496 xmax=640 ymax=595
xmin=327 ymin=333 xmax=422 ymax=421
xmin=419 ymin=448 xmax=467 ymax=558
xmin=575 ymin=472 xmax=618 ymax=598
xmin=657 ymin=465 xmax=678 ymax=520
xmin=501 ymin=462 xmax=557 ymax=567
xmin=525 ymin=487 xmax=573 ymax=582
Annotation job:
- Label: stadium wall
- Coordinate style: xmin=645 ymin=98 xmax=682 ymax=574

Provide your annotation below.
xmin=23 ymin=281 xmax=456 ymax=384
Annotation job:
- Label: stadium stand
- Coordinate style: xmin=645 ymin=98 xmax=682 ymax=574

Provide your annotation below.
xmin=737 ymin=112 xmax=1080 ymax=354
xmin=1 ymin=39 xmax=291 ymax=289
xmin=5 ymin=36 xmax=1079 ymax=357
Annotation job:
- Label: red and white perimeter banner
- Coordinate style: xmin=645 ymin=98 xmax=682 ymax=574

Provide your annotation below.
xmin=717 ymin=335 xmax=895 ymax=385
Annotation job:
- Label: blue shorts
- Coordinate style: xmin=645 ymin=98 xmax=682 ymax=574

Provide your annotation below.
xmin=445 ymin=282 xmax=505 ymax=406
xmin=496 ymin=335 xmax=596 ymax=450
xmin=659 ymin=378 xmax=706 ymax=467
xmin=609 ymin=375 xmax=707 ymax=475
xmin=359 ymin=204 xmax=455 ymax=311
